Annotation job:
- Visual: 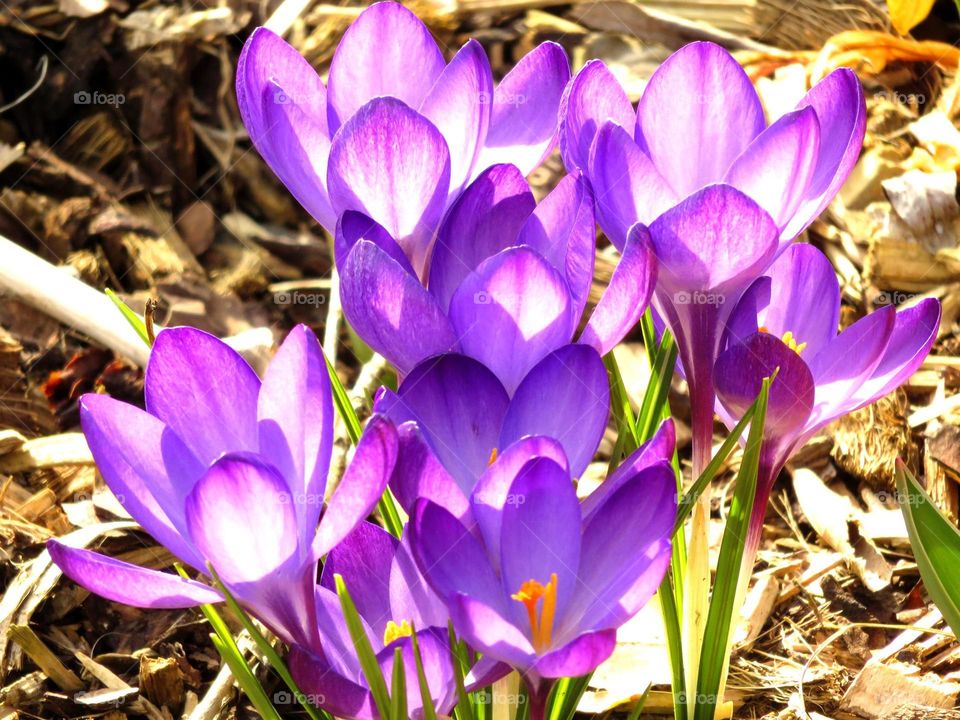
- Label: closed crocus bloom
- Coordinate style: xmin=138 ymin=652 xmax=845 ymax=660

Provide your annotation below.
xmin=409 ymin=443 xmax=676 ymax=719
xmin=237 ymin=2 xmax=570 ymax=275
xmin=337 ymin=164 xmax=656 ymax=387
xmin=560 ymin=42 xmax=866 ymax=251
xmin=372 ymin=346 xmax=619 ymax=521
xmin=714 ymin=244 xmax=941 ymax=564
xmin=289 ymin=522 xmax=510 ymax=720
xmin=48 ymin=325 xmax=398 ymax=652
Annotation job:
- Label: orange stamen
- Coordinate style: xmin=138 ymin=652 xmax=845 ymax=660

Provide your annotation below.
xmin=511 ymin=573 xmax=558 ymax=652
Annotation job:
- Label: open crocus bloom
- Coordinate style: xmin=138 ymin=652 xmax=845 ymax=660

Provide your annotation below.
xmin=409 ymin=439 xmax=676 ymax=716
xmin=560 ymin=41 xmax=866 ymax=251
xmin=237 ymin=1 xmax=570 ymax=273
xmin=373 ymin=346 xmax=612 ymax=521
xmin=289 ymin=522 xmax=510 ymax=720
xmin=48 ymin=325 xmax=398 ymax=651
xmin=713 ymin=244 xmax=941 ymax=559
xmin=338 ymin=163 xmax=655 ymax=386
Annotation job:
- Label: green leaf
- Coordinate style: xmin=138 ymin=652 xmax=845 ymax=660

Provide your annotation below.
xmin=105 ymin=288 xmax=152 ymax=346
xmin=625 ymin=682 xmax=653 ymax=720
xmin=897 ymin=462 xmax=960 ymax=638
xmin=174 ymin=566 xmax=282 ymax=720
xmin=410 ymin=624 xmax=439 ymax=720
xmin=323 ymin=351 xmax=403 ymax=538
xmin=447 ymin=622 xmax=476 ymax=720
xmin=335 ymin=574 xmax=392 ymax=719
xmin=635 ymin=331 xmax=677 ymax=444
xmin=390 ymin=645 xmax=408 ymax=720
xmin=206 ymin=565 xmax=329 ymax=720
xmin=545 ymin=674 xmax=590 ymax=720
xmin=692 ymin=376 xmax=771 ymax=720
xmin=210 ymin=633 xmax=284 ymax=720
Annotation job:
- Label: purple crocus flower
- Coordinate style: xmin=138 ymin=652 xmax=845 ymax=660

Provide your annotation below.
xmin=560 ymin=42 xmax=866 ymax=251
xmin=559 ymin=43 xmax=866 ymax=472
xmin=47 ymin=325 xmax=397 ymax=651
xmin=409 ymin=435 xmax=677 ymax=719
xmin=237 ymin=2 xmax=570 ymax=275
xmin=289 ymin=522 xmax=510 ymax=720
xmin=372 ymin=345 xmax=614 ymax=520
xmin=337 ymin=164 xmax=656 ymax=389
xmin=713 ymin=244 xmax=940 ymax=565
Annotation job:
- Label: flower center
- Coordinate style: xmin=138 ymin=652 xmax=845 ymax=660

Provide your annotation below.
xmin=488 ymin=447 xmax=498 ymax=466
xmin=511 ymin=573 xmax=558 ymax=653
xmin=383 ymin=619 xmax=413 ymax=646
xmin=758 ymin=326 xmax=807 ymax=354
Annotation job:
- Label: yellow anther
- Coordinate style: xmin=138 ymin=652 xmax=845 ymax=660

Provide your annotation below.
xmin=780 ymin=330 xmax=807 ymax=355
xmin=488 ymin=447 xmax=498 ymax=466
xmin=511 ymin=573 xmax=558 ymax=653
xmin=759 ymin=326 xmax=806 ymax=354
xmin=383 ymin=619 xmax=413 ymax=646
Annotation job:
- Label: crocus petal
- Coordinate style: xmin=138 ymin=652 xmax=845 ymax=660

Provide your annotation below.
xmin=647 ymin=184 xmax=779 ymax=294
xmin=724 ymin=107 xmax=821 ymax=233
xmin=807 ymin=306 xmax=895 ymax=423
xmin=289 ymin=646 xmax=376 ymax=720
xmin=321 ymin=521 xmax=397 ymax=638
xmin=750 ymin=244 xmax=841 ymax=357
xmin=428 ymin=164 xmax=535 ymax=313
xmin=375 ymin=354 xmax=509 ymax=492
xmin=533 ymin=630 xmax=616 ymax=678
xmin=589 ymin=122 xmax=678 ymax=249
xmin=419 ymin=39 xmax=494 ymax=195
xmin=185 ymin=453 xmax=316 ymax=645
xmin=559 ymin=59 xmax=634 ymax=173
xmin=340 ymin=240 xmax=458 ymax=376
xmin=389 ymin=422 xmax=469 ymax=520
xmin=185 ymin=454 xmax=299 ymax=584
xmin=335 ymin=211 xmax=416 ymax=277
xmin=47 ymin=541 xmax=222 ymax=609
xmin=783 ymin=68 xmax=867 ymax=239
xmin=449 ymin=594 xmax=536 ymax=668
xmin=500 ymin=344 xmax=608 ymax=476
xmin=314 ymin=415 xmax=397 ymax=559
xmin=568 ymin=464 xmax=674 ymax=631
xmin=258 ymin=324 xmax=334 ymax=545
xmin=516 ymin=172 xmax=596 ymax=316
xmin=326 ymin=1 xmax=445 ymax=130
xmin=714 ymin=333 xmax=815 ymax=439
xmin=145 ymin=327 xmax=260 ymax=467
xmin=636 ymin=41 xmax=765 ymax=196
xmin=471 ymin=436 xmax=569 ymax=572
xmin=581 ymin=418 xmax=675 ymax=521
xmin=411 ymin=500 xmax=509 ymax=613
xmin=579 ymin=223 xmax=656 ymax=355
xmin=843 ymin=298 xmax=940 ymax=410
xmin=79 ymin=394 xmax=205 ymax=567
xmin=237 ymin=28 xmax=335 ymax=229
xmin=328 ymin=98 xmax=451 ymax=276
xmin=313 ymin=586 xmax=371 ymax=676
xmin=390 ymin=530 xmax=450 ymax=631
xmin=449 ymin=247 xmax=575 ymax=395
xmin=499 ymin=458 xmax=582 ymax=625
xmin=475 ymin=42 xmax=570 ymax=176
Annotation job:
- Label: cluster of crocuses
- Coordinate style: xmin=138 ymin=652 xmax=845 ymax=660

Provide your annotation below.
xmin=50 ymin=3 xmax=942 ymax=718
